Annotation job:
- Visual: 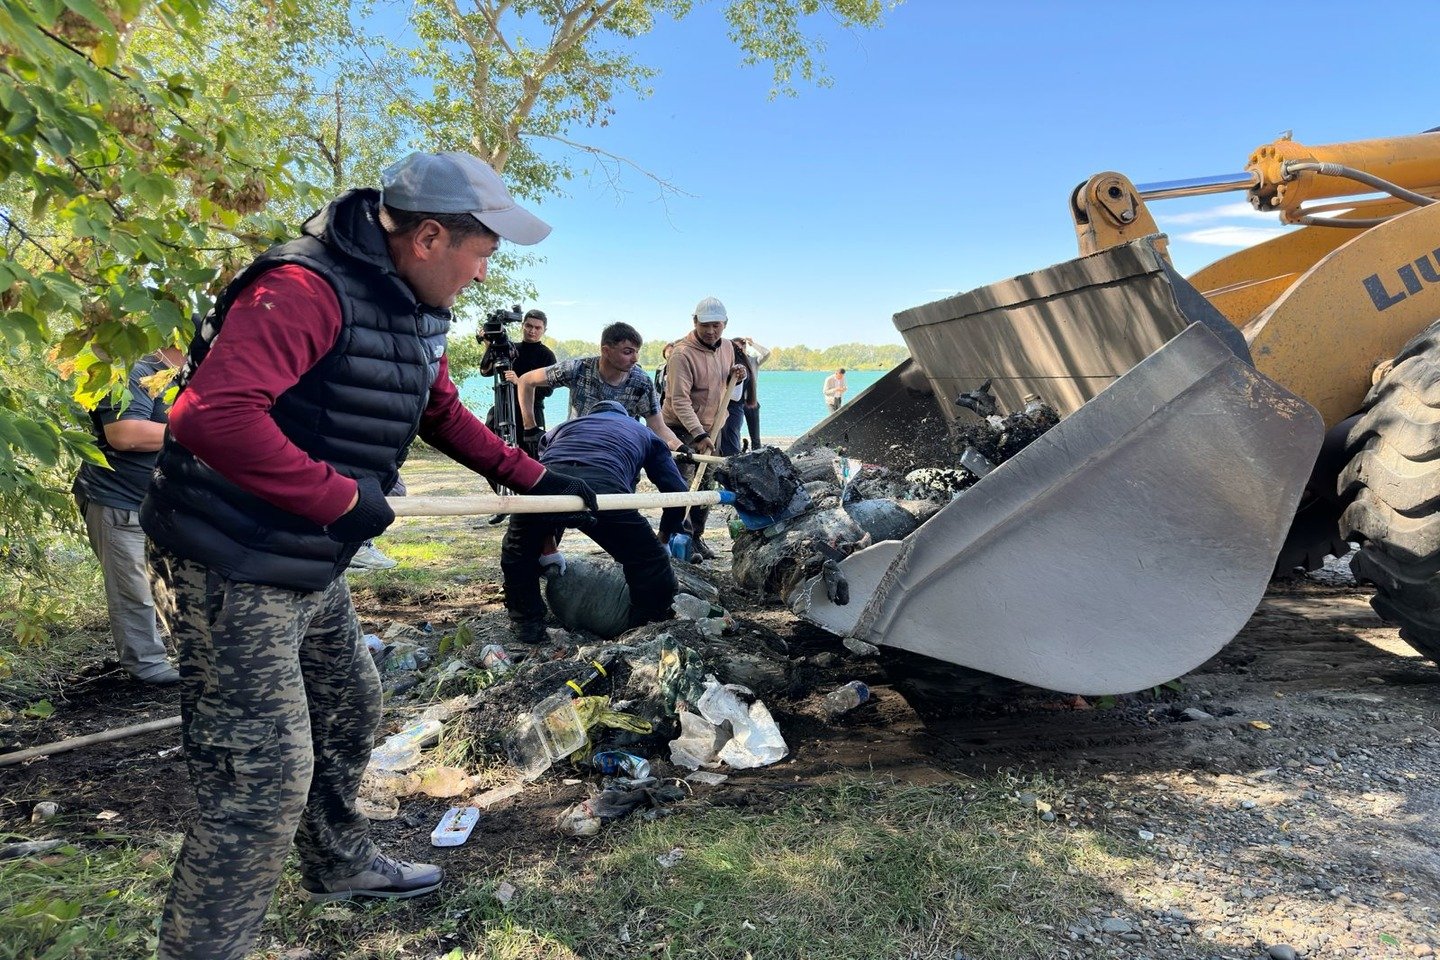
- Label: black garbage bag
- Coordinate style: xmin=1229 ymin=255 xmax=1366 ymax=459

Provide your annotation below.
xmin=844 ymin=498 xmax=920 ymax=543
xmin=714 ymin=447 xmax=801 ymax=517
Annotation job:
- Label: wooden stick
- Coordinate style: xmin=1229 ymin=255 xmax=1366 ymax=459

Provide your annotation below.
xmin=0 ymin=715 xmax=182 ymax=768
xmin=674 ymin=451 xmax=727 ymax=465
xmin=391 ymin=490 xmax=723 ymax=518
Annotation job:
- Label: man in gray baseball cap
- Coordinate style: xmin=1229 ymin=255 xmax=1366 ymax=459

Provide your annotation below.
xmin=143 ymin=153 xmax=593 ymax=960
xmin=381 ymin=151 xmax=552 ymax=246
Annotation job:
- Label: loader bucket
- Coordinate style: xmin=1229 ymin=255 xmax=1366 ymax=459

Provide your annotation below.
xmin=790 ymin=359 xmax=953 ymax=469
xmin=799 ymin=323 xmax=1323 ymax=695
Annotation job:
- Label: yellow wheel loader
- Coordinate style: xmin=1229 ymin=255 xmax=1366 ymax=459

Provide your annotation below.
xmin=794 ymin=129 xmax=1440 ymax=695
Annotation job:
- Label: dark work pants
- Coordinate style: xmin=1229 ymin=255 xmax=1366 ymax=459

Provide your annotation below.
xmin=743 ymin=403 xmax=761 ymax=449
xmin=500 ymin=467 xmax=678 ymax=628
xmin=720 ymin=400 xmax=745 ymax=456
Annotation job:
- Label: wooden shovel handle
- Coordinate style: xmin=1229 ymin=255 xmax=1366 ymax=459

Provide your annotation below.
xmin=390 ymin=490 xmax=723 ymax=518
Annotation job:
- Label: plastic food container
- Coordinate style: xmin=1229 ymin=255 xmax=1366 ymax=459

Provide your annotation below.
xmin=430 ymin=806 xmax=480 ymax=847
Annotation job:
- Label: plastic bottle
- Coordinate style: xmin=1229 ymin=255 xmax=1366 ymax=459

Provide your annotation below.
xmin=824 ymin=681 xmax=870 ymax=716
xmin=672 ymin=593 xmax=711 ymax=620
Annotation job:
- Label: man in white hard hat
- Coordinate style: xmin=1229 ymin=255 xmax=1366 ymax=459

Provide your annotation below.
xmin=660 ymin=296 xmax=748 ymax=558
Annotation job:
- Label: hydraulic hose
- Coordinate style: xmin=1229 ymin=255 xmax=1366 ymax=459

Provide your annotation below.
xmin=1283 ymin=160 xmax=1437 ymax=207
xmin=1282 ymin=160 xmax=1436 ymax=228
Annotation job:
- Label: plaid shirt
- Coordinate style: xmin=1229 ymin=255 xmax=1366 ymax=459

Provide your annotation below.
xmin=545 ymin=357 xmax=659 ymax=420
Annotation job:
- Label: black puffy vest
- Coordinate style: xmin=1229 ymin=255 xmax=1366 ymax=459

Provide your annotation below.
xmin=142 ymin=190 xmax=450 ymax=590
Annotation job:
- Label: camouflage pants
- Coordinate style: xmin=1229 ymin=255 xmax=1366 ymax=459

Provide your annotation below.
xmin=149 ymin=548 xmax=381 ymax=960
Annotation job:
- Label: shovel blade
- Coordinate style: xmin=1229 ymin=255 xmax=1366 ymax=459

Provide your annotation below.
xmin=800 ymin=323 xmax=1323 ymax=695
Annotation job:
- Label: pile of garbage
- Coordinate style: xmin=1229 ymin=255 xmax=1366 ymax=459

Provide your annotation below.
xmin=729 ymin=397 xmax=1060 ymax=608
xmin=354 ymin=584 xmax=807 ymax=840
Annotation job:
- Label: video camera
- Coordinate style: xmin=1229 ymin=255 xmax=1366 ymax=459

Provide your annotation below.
xmin=478 ymin=304 xmax=525 ymax=357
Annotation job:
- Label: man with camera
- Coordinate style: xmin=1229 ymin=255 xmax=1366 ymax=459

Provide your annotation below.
xmin=141 ymin=151 xmax=599 ymax=960
xmin=514 ymin=321 xmax=682 ymax=450
xmin=478 ymin=306 xmax=556 ymax=453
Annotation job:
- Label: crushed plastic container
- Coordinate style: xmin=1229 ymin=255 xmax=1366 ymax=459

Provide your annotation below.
xmin=673 ymin=593 xmax=723 ymax=620
xmin=369 ymin=718 xmax=444 ymax=771
xmin=504 ymin=694 xmax=587 ymax=780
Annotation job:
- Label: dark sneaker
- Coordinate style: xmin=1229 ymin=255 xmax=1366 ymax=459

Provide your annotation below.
xmin=302 ymin=853 xmax=442 ymax=902
xmin=512 ymin=620 xmax=548 ymax=645
xmin=690 ymin=538 xmax=717 ymax=561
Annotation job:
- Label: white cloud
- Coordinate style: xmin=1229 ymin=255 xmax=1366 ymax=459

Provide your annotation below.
xmin=1158 ymin=201 xmax=1277 ymax=225
xmin=1177 ymin=226 xmax=1291 ymax=247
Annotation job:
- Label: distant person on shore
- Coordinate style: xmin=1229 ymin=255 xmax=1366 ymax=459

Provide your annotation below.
xmin=823 ymin=367 xmax=847 ymax=413
xmin=662 ymin=297 xmax=748 ymax=558
xmin=71 ymin=346 xmax=185 ymax=685
xmin=720 ymin=336 xmax=766 ymax=454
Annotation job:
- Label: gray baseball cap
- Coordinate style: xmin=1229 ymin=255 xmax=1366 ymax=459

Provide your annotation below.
xmin=380 ymin=151 xmax=552 ymax=246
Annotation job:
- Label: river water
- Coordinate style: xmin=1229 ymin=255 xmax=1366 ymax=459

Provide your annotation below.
xmin=459 ymin=368 xmax=887 ymax=440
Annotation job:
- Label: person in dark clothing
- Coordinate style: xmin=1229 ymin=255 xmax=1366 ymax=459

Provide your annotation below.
xmin=140 ymin=151 xmax=598 ymax=960
xmin=719 ymin=337 xmax=760 ymax=455
xmin=72 ymin=346 xmax=185 ymax=684
xmin=479 ymin=307 xmax=557 ymax=433
xmin=501 ymin=400 xmax=686 ymax=641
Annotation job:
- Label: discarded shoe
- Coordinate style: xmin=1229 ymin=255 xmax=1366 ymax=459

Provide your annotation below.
xmin=301 ymin=853 xmax=442 ymax=902
xmin=348 ymin=543 xmax=398 ymax=571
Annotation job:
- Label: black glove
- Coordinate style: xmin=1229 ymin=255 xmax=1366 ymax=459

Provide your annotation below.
xmin=528 ymin=469 xmax=599 ymax=511
xmin=520 ymin=425 xmax=546 ymax=457
xmin=673 ymin=443 xmax=696 ymax=464
xmin=658 ymin=507 xmax=686 ymax=540
xmin=328 ymin=476 xmax=395 ymax=543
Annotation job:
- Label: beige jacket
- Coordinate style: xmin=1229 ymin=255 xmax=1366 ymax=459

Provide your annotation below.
xmin=662 ymin=331 xmax=740 ymax=439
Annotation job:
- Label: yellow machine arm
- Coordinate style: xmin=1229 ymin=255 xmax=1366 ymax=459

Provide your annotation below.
xmin=1072 ymin=130 xmax=1440 ymax=427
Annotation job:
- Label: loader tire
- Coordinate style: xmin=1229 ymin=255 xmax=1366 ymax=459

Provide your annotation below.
xmin=1272 ymin=416 xmax=1358 ymax=577
xmin=1338 ymin=323 xmax=1440 ymax=662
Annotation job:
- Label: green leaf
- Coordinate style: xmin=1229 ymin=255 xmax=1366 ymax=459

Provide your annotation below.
xmin=0 ymin=311 xmax=46 ymax=347
xmin=22 ymin=698 xmax=54 ymax=718
xmin=12 ymin=417 xmax=61 ymax=465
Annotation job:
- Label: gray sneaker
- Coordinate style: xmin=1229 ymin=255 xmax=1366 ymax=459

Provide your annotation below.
xmin=348 ymin=543 xmax=398 ymax=571
xmin=137 ymin=665 xmax=181 ymax=686
xmin=302 ymin=852 xmax=442 ymax=902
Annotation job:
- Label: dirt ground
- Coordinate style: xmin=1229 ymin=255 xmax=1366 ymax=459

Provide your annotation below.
xmin=3 ymin=548 xmax=1438 ymax=959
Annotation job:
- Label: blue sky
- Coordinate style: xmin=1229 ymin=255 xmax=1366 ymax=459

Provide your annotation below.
xmin=441 ymin=2 xmax=1426 ymax=347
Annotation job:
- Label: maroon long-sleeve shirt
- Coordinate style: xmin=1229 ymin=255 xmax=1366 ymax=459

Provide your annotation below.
xmin=167 ymin=265 xmax=543 ymax=526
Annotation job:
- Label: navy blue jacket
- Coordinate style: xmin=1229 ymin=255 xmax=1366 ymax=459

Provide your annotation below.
xmin=540 ymin=402 xmax=686 ymax=494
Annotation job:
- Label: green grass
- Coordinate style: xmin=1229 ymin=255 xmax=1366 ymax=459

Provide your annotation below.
xmin=0 ymin=835 xmax=174 ymax=960
xmin=0 ymin=779 xmax=1135 ymax=960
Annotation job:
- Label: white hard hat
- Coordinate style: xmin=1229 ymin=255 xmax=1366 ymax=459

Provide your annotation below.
xmin=693 ymin=297 xmax=728 ymax=323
